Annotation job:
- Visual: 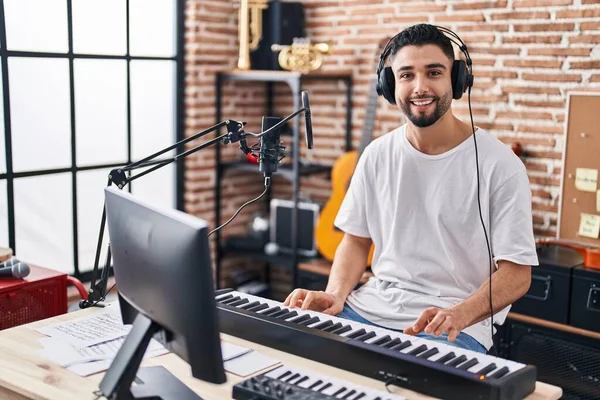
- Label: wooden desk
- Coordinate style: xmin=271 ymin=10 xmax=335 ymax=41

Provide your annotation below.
xmin=0 ymin=308 xmax=562 ymax=400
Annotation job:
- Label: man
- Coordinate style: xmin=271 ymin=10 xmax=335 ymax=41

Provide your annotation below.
xmin=283 ymin=24 xmax=537 ymax=354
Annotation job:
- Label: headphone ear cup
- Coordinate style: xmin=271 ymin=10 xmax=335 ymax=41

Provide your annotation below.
xmin=451 ymin=60 xmax=467 ymax=100
xmin=377 ymin=66 xmax=396 ymax=105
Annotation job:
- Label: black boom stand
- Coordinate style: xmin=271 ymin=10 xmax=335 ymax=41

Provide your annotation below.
xmin=79 ymin=93 xmax=313 ymax=309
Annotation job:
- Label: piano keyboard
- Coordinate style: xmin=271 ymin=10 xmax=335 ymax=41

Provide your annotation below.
xmin=233 ymin=364 xmax=406 ymax=400
xmin=217 ymin=290 xmax=537 ymax=400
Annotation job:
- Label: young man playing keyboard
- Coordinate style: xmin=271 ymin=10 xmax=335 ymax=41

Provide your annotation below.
xmin=284 ymin=24 xmax=537 ymax=354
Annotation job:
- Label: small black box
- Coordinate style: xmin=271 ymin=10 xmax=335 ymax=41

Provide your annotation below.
xmin=569 ymin=266 xmax=600 ymax=332
xmin=511 ymin=244 xmax=583 ymax=323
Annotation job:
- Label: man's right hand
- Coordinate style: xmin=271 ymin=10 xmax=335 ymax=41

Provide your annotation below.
xmin=283 ymin=289 xmax=345 ymax=315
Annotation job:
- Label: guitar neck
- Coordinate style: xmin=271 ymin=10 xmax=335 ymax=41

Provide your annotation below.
xmin=357 ymin=78 xmax=379 ymax=161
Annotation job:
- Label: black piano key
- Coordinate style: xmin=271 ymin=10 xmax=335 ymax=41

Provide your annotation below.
xmin=389 ymin=340 xmax=412 ymax=352
xmin=475 ymin=363 xmax=497 ymax=376
xmin=277 ymin=370 xmax=292 ymax=380
xmin=299 ymin=316 xmax=320 ymax=326
xmin=342 ymin=389 xmax=356 ymax=399
xmin=220 ymin=296 xmax=241 ymax=305
xmin=457 ymin=358 xmax=479 ymax=370
xmin=216 ymin=294 xmax=233 ymax=302
xmin=308 ymin=380 xmax=323 ymax=389
xmin=332 ymin=387 xmax=347 ymax=396
xmin=318 ymin=382 xmax=333 ymax=392
xmin=295 ymin=376 xmax=309 ymax=385
xmin=346 ymin=329 xmax=367 ymax=339
xmin=371 ymin=335 xmax=392 ymax=346
xmin=330 ymin=325 xmax=352 ymax=335
xmin=354 ymin=331 xmax=376 ymax=342
xmin=407 ymin=344 xmax=428 ymax=356
xmin=417 ymin=348 xmax=439 ymax=359
xmin=436 ymin=352 xmax=456 ymax=364
xmin=447 ymin=355 xmax=468 ymax=367
xmin=277 ymin=311 xmax=298 ymax=320
xmin=322 ymin=322 xmax=342 ymax=332
xmin=228 ymin=298 xmax=249 ymax=307
xmin=374 ymin=397 xmax=382 ymax=400
xmin=353 ymin=393 xmax=366 ymax=400
xmin=285 ymin=373 xmax=300 ymax=382
xmin=246 ymin=303 xmax=268 ymax=313
xmin=270 ymin=308 xmax=290 ymax=318
xmin=489 ymin=366 xmax=510 ymax=379
xmin=289 ymin=314 xmax=311 ymax=324
xmin=381 ymin=338 xmax=401 ymax=348
xmin=312 ymin=320 xmax=334 ymax=330
xmin=238 ymin=301 xmax=260 ymax=310
xmin=262 ymin=306 xmax=281 ymax=316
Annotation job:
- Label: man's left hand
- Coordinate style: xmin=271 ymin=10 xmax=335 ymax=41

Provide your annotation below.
xmin=403 ymin=306 xmax=471 ymax=342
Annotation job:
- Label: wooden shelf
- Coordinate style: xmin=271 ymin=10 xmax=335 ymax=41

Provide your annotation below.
xmin=507 ymin=312 xmax=600 ymax=341
xmin=297 ymin=258 xmax=373 ymax=285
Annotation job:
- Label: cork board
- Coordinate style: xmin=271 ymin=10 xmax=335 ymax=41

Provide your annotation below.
xmin=557 ymin=92 xmax=600 ymax=247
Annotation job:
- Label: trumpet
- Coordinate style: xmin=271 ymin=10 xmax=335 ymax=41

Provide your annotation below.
xmin=272 ymin=38 xmax=332 ymax=73
xmin=235 ymin=0 xmax=269 ymax=70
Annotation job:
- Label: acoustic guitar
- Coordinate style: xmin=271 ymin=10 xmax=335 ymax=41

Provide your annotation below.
xmin=314 ymin=38 xmax=390 ymax=265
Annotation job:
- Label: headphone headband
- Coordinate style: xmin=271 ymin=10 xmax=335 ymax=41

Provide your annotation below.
xmin=376 ymin=25 xmax=472 ymax=78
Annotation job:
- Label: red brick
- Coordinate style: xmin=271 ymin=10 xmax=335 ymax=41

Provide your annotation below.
xmin=591 ymin=74 xmax=600 ymax=82
xmin=569 ymin=34 xmax=600 ymax=44
xmin=532 ymin=189 xmax=554 ymax=199
xmin=528 ymin=47 xmax=592 ymax=56
xmin=495 ymin=111 xmax=554 ymax=120
xmin=468 ymin=46 xmax=521 ymax=55
xmin=514 ymin=100 xmax=565 ymax=108
xmin=490 ymin=11 xmax=550 ymax=20
xmin=556 ymin=9 xmax=600 ymax=18
xmin=434 ymin=13 xmax=486 ymax=23
xmin=502 ymin=86 xmax=562 ymax=95
xmin=569 ymin=60 xmax=600 ymax=69
xmin=514 ymin=0 xmax=573 ymax=7
xmin=502 ymin=35 xmax=562 ymax=44
xmin=453 ymin=0 xmax=508 ymax=9
xmin=476 ymin=70 xmax=519 ymax=78
xmin=522 ymin=72 xmax=582 ymax=82
xmin=515 ymin=22 xmax=576 ymax=32
xmin=581 ymin=21 xmax=600 ymax=30
xmin=348 ymin=6 xmax=395 ymax=16
xmin=517 ymin=125 xmax=565 ymax=134
xmin=503 ymin=59 xmax=562 ymax=68
xmin=500 ymin=136 xmax=556 ymax=147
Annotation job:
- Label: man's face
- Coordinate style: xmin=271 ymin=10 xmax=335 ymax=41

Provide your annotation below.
xmin=390 ymin=44 xmax=453 ymax=128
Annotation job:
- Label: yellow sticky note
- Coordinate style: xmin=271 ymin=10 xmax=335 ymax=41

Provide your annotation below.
xmin=575 ymin=168 xmax=598 ymax=192
xmin=598 ymin=190 xmax=600 ymax=212
xmin=579 ymin=213 xmax=600 ymax=239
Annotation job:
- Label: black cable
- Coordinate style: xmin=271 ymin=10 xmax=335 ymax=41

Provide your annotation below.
xmin=208 ymin=177 xmax=271 ymax=237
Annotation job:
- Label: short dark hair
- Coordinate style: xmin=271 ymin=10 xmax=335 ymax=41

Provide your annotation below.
xmin=389 ymin=24 xmax=455 ymax=63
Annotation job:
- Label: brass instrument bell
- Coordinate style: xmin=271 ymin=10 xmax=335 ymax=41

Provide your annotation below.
xmin=234 ymin=0 xmax=268 ymax=70
xmin=271 ymin=38 xmax=332 ymax=73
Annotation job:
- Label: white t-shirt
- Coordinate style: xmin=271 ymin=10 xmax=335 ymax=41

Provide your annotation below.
xmin=333 ymin=124 xmax=539 ymax=350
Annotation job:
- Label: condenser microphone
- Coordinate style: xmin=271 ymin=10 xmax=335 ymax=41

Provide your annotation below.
xmin=259 ymin=116 xmax=284 ymax=178
xmin=0 ymin=260 xmax=30 ymax=279
xmin=301 ymin=91 xmax=314 ymax=149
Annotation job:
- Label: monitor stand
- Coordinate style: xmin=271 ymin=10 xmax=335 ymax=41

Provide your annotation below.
xmin=98 ymin=313 xmax=203 ymax=400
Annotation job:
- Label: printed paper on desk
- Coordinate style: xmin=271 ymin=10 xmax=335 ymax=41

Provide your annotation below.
xmin=65 ymin=348 xmax=169 ymax=377
xmin=36 ymin=308 xmax=131 ymax=348
xmin=224 ymin=351 xmax=280 ymax=377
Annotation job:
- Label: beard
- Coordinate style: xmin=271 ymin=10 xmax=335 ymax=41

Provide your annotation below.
xmin=399 ymin=90 xmax=452 ymax=128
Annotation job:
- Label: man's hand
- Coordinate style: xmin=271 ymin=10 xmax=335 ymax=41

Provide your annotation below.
xmin=283 ymin=289 xmax=345 ymax=315
xmin=403 ymin=306 xmax=472 ymax=342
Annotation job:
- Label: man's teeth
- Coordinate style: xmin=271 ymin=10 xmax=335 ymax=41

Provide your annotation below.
xmin=412 ymin=99 xmax=434 ymax=106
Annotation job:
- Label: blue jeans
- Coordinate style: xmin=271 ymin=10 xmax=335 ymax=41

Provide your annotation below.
xmin=337 ymin=304 xmax=486 ymax=354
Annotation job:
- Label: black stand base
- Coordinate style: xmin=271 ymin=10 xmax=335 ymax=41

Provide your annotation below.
xmin=129 ymin=366 xmax=203 ymax=400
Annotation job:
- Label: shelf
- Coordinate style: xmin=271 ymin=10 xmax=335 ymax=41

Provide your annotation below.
xmin=297 ymin=258 xmax=374 ymax=285
xmin=219 ymin=161 xmax=330 ymax=181
xmin=221 ymin=246 xmax=318 ymax=269
xmin=219 ymin=70 xmax=352 ymax=83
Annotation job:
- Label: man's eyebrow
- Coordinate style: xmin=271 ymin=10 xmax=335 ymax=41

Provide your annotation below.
xmin=396 ymin=63 xmax=447 ymax=73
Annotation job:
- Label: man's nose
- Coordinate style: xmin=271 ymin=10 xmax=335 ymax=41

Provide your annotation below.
xmin=414 ymin=75 xmax=430 ymax=95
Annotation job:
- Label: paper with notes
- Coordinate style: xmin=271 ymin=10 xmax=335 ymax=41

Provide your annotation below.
xmin=575 ymin=168 xmax=598 ymax=192
xmin=35 ymin=308 xmax=130 ymax=348
xmin=579 ymin=213 xmax=600 ymax=239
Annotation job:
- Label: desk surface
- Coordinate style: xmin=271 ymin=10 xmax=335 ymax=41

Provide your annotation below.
xmin=0 ymin=308 xmax=562 ymax=400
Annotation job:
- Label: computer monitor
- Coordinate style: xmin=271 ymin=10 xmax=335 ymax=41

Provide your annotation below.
xmin=99 ymin=186 xmax=226 ymax=400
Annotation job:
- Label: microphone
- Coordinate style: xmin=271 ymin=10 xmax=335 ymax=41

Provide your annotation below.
xmin=259 ymin=116 xmax=286 ymax=178
xmin=0 ymin=259 xmax=30 ymax=279
xmin=301 ymin=91 xmax=313 ymax=149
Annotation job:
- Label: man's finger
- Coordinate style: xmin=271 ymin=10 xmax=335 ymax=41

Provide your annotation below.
xmin=301 ymin=291 xmax=315 ymax=310
xmin=288 ymin=289 xmax=306 ymax=308
xmin=448 ymin=327 xmax=461 ymax=342
xmin=425 ymin=313 xmax=446 ymax=335
xmin=283 ymin=291 xmax=295 ymax=306
xmin=411 ymin=308 xmax=438 ymax=334
xmin=433 ymin=317 xmax=453 ymax=337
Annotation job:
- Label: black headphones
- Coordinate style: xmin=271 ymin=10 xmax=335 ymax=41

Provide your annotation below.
xmin=375 ymin=25 xmax=474 ymax=105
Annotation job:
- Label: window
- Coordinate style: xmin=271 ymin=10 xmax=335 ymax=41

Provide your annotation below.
xmin=0 ymin=0 xmax=185 ymax=278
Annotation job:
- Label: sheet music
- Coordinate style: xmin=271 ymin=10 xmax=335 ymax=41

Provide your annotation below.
xmin=36 ymin=308 xmax=131 ymax=348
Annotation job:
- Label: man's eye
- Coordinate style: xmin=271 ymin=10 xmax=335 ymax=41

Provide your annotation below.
xmin=400 ymin=73 xmax=412 ymax=79
xmin=430 ymin=71 xmax=441 ymax=76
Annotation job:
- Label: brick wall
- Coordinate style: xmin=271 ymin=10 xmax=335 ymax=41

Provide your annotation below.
xmin=186 ymin=0 xmax=600 ymax=294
